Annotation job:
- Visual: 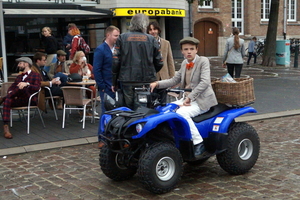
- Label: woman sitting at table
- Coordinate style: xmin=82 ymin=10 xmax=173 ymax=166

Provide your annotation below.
xmin=69 ymin=51 xmax=96 ymax=98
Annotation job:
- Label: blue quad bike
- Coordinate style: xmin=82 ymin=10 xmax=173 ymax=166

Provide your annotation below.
xmin=99 ymin=87 xmax=260 ymax=194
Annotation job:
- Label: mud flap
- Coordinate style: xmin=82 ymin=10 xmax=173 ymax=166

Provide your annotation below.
xmin=205 ymin=132 xmax=228 ymax=153
xmin=179 ymin=140 xmax=195 ymax=160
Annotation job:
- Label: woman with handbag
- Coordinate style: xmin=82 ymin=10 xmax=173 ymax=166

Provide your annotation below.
xmin=222 ymin=27 xmax=245 ymax=78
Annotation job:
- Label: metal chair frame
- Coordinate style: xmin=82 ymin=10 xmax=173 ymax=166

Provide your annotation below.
xmin=10 ymin=88 xmax=46 ymax=134
xmin=61 ymin=86 xmax=95 ymax=129
xmin=44 ymin=86 xmax=60 ymax=120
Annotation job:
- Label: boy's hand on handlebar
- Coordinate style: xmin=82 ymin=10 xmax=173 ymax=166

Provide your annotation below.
xmin=150 ymin=82 xmax=158 ymax=92
xmin=183 ymin=97 xmax=191 ymax=106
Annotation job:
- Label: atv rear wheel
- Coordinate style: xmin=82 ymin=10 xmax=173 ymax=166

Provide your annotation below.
xmin=216 ymin=122 xmax=260 ymax=175
xmin=138 ymin=142 xmax=183 ymax=194
xmin=99 ymin=146 xmax=137 ymax=181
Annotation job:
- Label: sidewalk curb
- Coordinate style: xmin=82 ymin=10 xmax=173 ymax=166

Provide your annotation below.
xmin=236 ymin=109 xmax=300 ymax=122
xmin=0 ymin=136 xmax=98 ymax=157
xmin=1 ymin=110 xmax=300 ymax=157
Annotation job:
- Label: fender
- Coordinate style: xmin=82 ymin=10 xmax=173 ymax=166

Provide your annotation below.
xmin=130 ymin=112 xmax=192 ymax=141
xmin=209 ymin=107 xmax=257 ymax=134
xmin=99 ymin=107 xmax=132 ymax=134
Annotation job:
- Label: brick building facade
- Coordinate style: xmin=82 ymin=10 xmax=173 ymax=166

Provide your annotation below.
xmin=191 ymin=0 xmax=300 ymax=56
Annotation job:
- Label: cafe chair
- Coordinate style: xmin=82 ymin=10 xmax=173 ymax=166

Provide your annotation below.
xmin=44 ymin=86 xmax=60 ymax=120
xmin=10 ymin=88 xmax=46 ymax=134
xmin=0 ymin=82 xmax=13 ymax=98
xmin=61 ymin=86 xmax=95 ymax=129
xmin=0 ymin=82 xmax=13 ymax=116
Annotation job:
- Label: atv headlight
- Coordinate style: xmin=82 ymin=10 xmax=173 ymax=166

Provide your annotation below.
xmin=138 ymin=94 xmax=148 ymax=103
xmin=136 ymin=123 xmax=144 ymax=133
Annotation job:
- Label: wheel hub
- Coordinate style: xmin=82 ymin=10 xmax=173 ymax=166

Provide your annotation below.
xmin=238 ymin=139 xmax=253 ymax=160
xmin=115 ymin=154 xmax=127 ymax=169
xmin=156 ymin=157 xmax=175 ymax=181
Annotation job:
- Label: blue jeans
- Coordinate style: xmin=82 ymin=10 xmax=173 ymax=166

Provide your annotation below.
xmin=54 ymin=72 xmax=68 ymax=86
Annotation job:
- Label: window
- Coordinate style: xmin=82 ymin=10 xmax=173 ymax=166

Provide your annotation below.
xmin=287 ymin=0 xmax=296 ymax=22
xmin=261 ymin=0 xmax=296 ymax=22
xmin=232 ymin=0 xmax=244 ymax=34
xmin=198 ymin=0 xmax=213 ymax=9
xmin=261 ymin=0 xmax=271 ymax=21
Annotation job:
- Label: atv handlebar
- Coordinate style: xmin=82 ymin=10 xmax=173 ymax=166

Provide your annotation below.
xmin=166 ymin=88 xmax=192 ymax=93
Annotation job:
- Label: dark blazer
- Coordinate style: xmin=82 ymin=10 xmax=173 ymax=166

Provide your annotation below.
xmin=8 ymin=71 xmax=41 ymax=103
xmin=93 ymin=42 xmax=113 ymax=91
xmin=43 ymin=35 xmax=59 ymax=54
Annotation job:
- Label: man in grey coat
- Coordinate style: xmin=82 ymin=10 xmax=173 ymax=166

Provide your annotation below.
xmin=150 ymin=37 xmax=218 ymax=156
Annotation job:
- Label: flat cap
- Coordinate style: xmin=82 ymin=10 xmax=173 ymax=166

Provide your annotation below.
xmin=179 ymin=37 xmax=200 ymax=45
xmin=16 ymin=57 xmax=32 ymax=65
xmin=57 ymin=50 xmax=67 ymax=56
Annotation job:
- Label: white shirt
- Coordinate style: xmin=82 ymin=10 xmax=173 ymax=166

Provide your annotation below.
xmin=22 ymin=70 xmax=31 ymax=81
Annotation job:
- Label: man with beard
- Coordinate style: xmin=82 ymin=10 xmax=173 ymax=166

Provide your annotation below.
xmin=0 ymin=57 xmax=41 ymax=139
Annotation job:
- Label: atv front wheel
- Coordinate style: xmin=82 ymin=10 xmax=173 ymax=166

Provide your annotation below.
xmin=99 ymin=146 xmax=137 ymax=181
xmin=138 ymin=142 xmax=183 ymax=194
xmin=216 ymin=122 xmax=260 ymax=175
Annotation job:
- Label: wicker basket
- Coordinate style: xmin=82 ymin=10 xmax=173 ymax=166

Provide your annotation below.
xmin=212 ymin=78 xmax=255 ymax=106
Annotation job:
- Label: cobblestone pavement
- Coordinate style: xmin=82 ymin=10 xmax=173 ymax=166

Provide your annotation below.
xmin=1 ymin=115 xmax=300 ymax=200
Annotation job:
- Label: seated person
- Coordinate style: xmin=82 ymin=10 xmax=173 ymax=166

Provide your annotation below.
xmin=69 ymin=51 xmax=96 ymax=98
xmin=48 ymin=50 xmax=71 ymax=85
xmin=150 ymin=37 xmax=218 ymax=157
xmin=31 ymin=52 xmax=63 ymax=110
xmin=0 ymin=57 xmax=42 ymax=139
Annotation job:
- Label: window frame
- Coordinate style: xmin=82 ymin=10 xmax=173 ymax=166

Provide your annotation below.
xmin=198 ymin=0 xmax=213 ymax=9
xmin=287 ymin=0 xmax=296 ymax=22
xmin=231 ymin=0 xmax=244 ymax=35
xmin=261 ymin=0 xmax=297 ymax=22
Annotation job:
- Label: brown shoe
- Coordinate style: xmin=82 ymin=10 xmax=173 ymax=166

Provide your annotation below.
xmin=3 ymin=125 xmax=12 ymax=139
xmin=48 ymin=100 xmax=54 ymax=110
xmin=56 ymin=98 xmax=63 ymax=110
xmin=98 ymin=141 xmax=105 ymax=149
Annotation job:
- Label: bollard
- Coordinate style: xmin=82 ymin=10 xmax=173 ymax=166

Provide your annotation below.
xmin=294 ymin=42 xmax=299 ymax=68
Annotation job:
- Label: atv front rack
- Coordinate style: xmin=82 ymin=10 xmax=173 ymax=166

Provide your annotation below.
xmin=104 ymin=109 xmax=146 ymax=118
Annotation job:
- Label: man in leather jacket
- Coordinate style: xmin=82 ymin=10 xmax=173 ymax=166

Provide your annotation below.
xmin=112 ymin=13 xmax=163 ymax=110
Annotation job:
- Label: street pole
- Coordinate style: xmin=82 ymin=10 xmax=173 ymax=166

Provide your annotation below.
xmin=187 ymin=0 xmax=193 ymax=37
xmin=0 ymin=0 xmax=7 ymax=82
xmin=283 ymin=0 xmax=287 ymax=40
xmin=294 ymin=40 xmax=298 ymax=68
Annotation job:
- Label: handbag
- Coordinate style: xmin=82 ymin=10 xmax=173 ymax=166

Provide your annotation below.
xmin=223 ymin=46 xmax=234 ymax=65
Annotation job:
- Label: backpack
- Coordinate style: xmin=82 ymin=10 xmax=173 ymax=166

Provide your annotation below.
xmin=73 ymin=35 xmax=90 ymax=55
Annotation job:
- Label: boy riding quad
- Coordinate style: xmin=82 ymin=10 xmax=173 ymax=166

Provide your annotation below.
xmin=99 ymin=37 xmax=260 ymax=194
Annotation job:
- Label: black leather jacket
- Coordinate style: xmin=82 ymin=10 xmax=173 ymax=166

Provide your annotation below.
xmin=112 ymin=31 xmax=163 ymax=86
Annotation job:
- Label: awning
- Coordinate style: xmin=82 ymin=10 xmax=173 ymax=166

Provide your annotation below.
xmin=4 ymin=8 xmax=109 ymax=18
xmin=2 ymin=2 xmax=112 ymax=18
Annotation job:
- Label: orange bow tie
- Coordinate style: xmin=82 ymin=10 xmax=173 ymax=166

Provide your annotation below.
xmin=186 ymin=62 xmax=194 ymax=70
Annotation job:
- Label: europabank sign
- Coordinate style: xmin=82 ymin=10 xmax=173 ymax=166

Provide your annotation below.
xmin=111 ymin=8 xmax=185 ymax=17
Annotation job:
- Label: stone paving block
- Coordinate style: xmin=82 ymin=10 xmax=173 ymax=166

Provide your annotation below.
xmin=1 ymin=115 xmax=300 ymax=198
